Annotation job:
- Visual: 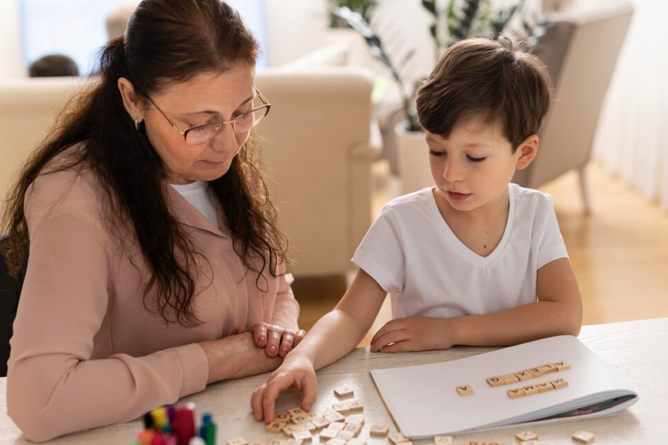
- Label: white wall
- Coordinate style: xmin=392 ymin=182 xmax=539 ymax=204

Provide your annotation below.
xmin=263 ymin=0 xmax=329 ymax=67
xmin=0 ymin=0 xmax=25 ymax=78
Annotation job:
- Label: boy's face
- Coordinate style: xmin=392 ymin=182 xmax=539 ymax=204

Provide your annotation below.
xmin=426 ymin=114 xmax=537 ymax=215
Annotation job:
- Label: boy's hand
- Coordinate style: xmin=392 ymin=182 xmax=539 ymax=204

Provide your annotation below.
xmin=235 ymin=323 xmax=307 ymax=358
xmin=370 ymin=316 xmax=454 ymax=352
xmin=250 ymin=353 xmax=317 ymax=424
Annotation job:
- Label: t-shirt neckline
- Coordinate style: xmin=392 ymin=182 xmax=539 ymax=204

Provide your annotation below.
xmin=425 ymin=185 xmax=516 ymax=266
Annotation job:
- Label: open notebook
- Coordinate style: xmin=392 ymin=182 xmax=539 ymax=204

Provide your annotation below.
xmin=369 ymin=336 xmax=638 ymax=438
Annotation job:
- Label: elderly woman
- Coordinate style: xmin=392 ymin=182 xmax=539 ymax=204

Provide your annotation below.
xmin=3 ymin=0 xmax=303 ymax=441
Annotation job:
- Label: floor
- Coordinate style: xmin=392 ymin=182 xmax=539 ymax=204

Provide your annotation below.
xmin=292 ymin=161 xmax=668 ymax=346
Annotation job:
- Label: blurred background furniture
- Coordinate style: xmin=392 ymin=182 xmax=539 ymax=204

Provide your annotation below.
xmin=511 ymin=1 xmax=633 ymax=213
xmin=0 ymin=77 xmax=81 ymax=214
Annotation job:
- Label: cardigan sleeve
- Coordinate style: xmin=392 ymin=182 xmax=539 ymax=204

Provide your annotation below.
xmin=7 ymin=174 xmax=208 ymax=442
xmin=269 ymin=264 xmax=300 ymax=332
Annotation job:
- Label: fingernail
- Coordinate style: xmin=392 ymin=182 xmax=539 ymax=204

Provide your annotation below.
xmin=260 ymin=336 xmax=266 ymax=343
xmin=281 ymin=347 xmax=288 ymax=355
xmin=270 ymin=345 xmax=277 ymax=353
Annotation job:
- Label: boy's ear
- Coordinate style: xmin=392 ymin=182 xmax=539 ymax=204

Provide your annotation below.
xmin=514 ymin=134 xmax=539 ymax=170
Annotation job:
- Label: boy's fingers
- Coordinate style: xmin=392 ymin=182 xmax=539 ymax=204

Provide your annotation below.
xmin=262 ymin=374 xmax=294 ymax=423
xmin=299 ymin=374 xmax=317 ymax=412
xmin=250 ymin=385 xmax=267 ymax=421
xmin=371 ymin=330 xmax=406 ymax=352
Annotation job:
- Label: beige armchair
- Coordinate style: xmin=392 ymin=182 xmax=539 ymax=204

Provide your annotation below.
xmin=256 ymin=67 xmax=382 ymax=277
xmin=512 ymin=1 xmax=634 ymax=212
xmin=0 ymin=67 xmax=381 ymax=279
xmin=0 ymin=77 xmax=82 ymax=214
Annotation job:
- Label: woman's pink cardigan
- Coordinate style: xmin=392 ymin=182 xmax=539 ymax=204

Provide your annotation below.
xmin=7 ymin=159 xmax=299 ymax=442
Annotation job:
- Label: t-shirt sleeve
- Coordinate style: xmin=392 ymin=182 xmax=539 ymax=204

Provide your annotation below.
xmin=351 ymin=206 xmax=406 ymax=293
xmin=537 ymin=194 xmax=569 ymax=269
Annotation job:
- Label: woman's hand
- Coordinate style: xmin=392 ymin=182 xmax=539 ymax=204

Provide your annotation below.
xmin=250 ymin=352 xmax=317 ymax=424
xmin=370 ymin=316 xmax=454 ymax=352
xmin=199 ymin=332 xmax=284 ymax=384
xmin=235 ymin=323 xmax=306 ymax=358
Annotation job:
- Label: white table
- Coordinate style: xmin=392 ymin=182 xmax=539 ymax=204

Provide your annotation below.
xmin=1 ymin=318 xmax=666 ymax=444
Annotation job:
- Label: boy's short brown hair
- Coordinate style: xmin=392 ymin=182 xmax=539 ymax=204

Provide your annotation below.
xmin=416 ymin=37 xmax=552 ymax=152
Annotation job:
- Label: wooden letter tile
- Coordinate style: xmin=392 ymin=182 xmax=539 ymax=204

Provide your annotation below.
xmin=388 ymin=432 xmax=410 ymax=445
xmin=346 ymin=439 xmax=367 ymax=445
xmin=332 ymin=402 xmax=350 ymax=414
xmin=370 ymin=424 xmax=389 ymax=437
xmin=486 ymin=376 xmax=505 ymax=387
xmin=325 ymin=439 xmax=347 ymax=445
xmin=288 ymin=408 xmax=306 ymax=416
xmin=342 ymin=423 xmax=362 ymax=435
xmin=310 ymin=417 xmax=330 ymax=429
xmin=554 ymin=360 xmax=572 ymax=371
xmin=572 ymin=431 xmax=595 ymax=444
xmin=227 ymin=438 xmax=249 ymax=445
xmin=527 ymin=367 xmax=546 ymax=378
xmin=274 ymin=412 xmax=291 ymax=423
xmin=456 ymin=385 xmax=474 ymax=396
xmin=507 ymin=388 xmax=525 ymax=399
xmin=538 ymin=363 xmax=558 ymax=374
xmin=535 ymin=382 xmax=554 ymax=393
xmin=325 ymin=412 xmax=346 ymax=423
xmin=266 ymin=422 xmax=286 ymax=433
xmin=522 ymin=384 xmax=539 ymax=396
xmin=514 ymin=370 xmax=533 ymax=381
xmin=336 ymin=430 xmax=356 ymax=441
xmin=550 ymin=378 xmax=569 ymax=389
xmin=291 ymin=414 xmax=310 ymax=425
xmin=345 ymin=414 xmax=365 ymax=426
xmin=328 ymin=422 xmax=345 ymax=431
xmin=319 ymin=428 xmax=339 ymax=440
xmin=292 ymin=431 xmax=312 ymax=442
xmin=515 ymin=431 xmax=538 ymax=441
xmin=433 ymin=436 xmax=453 ymax=445
xmin=334 ymin=385 xmax=355 ymax=398
xmin=501 ymin=374 xmax=520 ymax=384
xmin=347 ymin=400 xmax=364 ymax=412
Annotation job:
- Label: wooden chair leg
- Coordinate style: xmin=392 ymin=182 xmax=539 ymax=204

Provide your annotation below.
xmin=578 ymin=165 xmax=592 ymax=215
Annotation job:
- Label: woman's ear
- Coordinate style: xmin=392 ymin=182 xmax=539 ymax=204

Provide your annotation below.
xmin=117 ymin=77 xmax=144 ymax=123
xmin=515 ymin=134 xmax=539 ymax=170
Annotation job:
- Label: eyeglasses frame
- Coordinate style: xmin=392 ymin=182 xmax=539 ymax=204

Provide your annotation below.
xmin=145 ymin=88 xmax=271 ymax=144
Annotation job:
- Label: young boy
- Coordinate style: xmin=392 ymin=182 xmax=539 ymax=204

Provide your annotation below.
xmin=250 ymin=37 xmax=583 ymax=422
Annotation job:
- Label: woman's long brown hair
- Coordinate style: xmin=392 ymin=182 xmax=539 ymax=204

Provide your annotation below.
xmin=1 ymin=0 xmax=288 ymax=326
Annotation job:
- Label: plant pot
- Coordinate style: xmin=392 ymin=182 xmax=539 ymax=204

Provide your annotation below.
xmin=394 ymin=121 xmax=433 ymax=194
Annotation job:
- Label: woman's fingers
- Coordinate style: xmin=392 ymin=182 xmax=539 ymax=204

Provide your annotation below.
xmin=265 ymin=326 xmax=282 ymax=357
xmin=293 ymin=329 xmax=307 ymax=348
xmin=252 ymin=323 xmax=268 ymax=348
xmin=278 ymin=331 xmax=295 ymax=358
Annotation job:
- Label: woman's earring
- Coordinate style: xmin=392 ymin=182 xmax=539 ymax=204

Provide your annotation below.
xmin=134 ymin=119 xmax=141 ymax=130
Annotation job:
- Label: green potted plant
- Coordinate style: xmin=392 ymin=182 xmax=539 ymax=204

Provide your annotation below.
xmin=328 ymin=0 xmax=378 ymax=28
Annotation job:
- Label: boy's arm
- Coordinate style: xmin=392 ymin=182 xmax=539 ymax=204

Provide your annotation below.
xmin=371 ymin=258 xmax=582 ymax=352
xmin=251 ymin=269 xmax=387 ymax=423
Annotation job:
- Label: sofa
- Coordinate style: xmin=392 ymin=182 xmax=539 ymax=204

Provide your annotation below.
xmin=0 ymin=65 xmax=382 ymax=278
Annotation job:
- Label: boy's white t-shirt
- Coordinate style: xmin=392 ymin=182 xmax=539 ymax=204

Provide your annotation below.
xmin=169 ymin=181 xmax=219 ymax=228
xmin=351 ymin=184 xmax=568 ymax=319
